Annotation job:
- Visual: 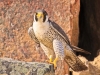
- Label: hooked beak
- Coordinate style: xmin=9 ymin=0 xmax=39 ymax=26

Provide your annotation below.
xmin=37 ymin=12 xmax=43 ymax=19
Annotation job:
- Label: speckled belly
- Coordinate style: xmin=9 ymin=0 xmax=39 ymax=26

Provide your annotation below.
xmin=37 ymin=27 xmax=64 ymax=50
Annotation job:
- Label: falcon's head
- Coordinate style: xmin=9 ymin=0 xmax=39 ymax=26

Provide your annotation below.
xmin=34 ymin=10 xmax=48 ymax=22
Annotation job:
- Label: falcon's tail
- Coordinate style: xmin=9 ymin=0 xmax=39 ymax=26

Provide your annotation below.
xmin=64 ymin=49 xmax=88 ymax=71
xmin=72 ymin=45 xmax=91 ymax=54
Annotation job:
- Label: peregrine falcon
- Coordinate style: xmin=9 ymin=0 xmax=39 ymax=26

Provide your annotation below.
xmin=28 ymin=9 xmax=90 ymax=71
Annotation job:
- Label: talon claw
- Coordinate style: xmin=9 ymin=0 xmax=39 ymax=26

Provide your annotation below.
xmin=46 ymin=55 xmax=58 ymax=69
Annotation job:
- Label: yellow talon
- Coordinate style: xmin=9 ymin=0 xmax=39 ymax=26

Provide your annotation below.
xmin=48 ymin=57 xmax=58 ymax=69
xmin=46 ymin=55 xmax=58 ymax=69
xmin=52 ymin=57 xmax=58 ymax=69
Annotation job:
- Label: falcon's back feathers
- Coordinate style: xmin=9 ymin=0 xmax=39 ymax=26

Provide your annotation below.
xmin=49 ymin=20 xmax=91 ymax=54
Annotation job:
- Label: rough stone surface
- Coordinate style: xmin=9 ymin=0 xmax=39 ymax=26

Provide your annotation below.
xmin=0 ymin=58 xmax=54 ymax=75
xmin=0 ymin=0 xmax=80 ymax=75
xmin=73 ymin=55 xmax=100 ymax=75
xmin=0 ymin=0 xmax=79 ymax=60
xmin=70 ymin=0 xmax=80 ymax=45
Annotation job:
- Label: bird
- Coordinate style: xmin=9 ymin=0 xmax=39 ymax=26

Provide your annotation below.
xmin=28 ymin=27 xmax=90 ymax=55
xmin=28 ymin=9 xmax=90 ymax=71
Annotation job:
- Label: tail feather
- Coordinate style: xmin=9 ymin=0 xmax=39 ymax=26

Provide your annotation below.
xmin=64 ymin=50 xmax=88 ymax=71
xmin=72 ymin=45 xmax=91 ymax=54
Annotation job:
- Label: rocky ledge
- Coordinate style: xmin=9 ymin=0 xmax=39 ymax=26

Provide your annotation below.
xmin=0 ymin=58 xmax=54 ymax=75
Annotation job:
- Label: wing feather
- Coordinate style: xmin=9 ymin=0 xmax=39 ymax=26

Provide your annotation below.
xmin=28 ymin=27 xmax=40 ymax=44
xmin=49 ymin=20 xmax=88 ymax=71
xmin=49 ymin=20 xmax=90 ymax=54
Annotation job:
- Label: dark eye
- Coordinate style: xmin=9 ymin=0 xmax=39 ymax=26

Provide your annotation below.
xmin=43 ymin=10 xmax=47 ymax=16
xmin=45 ymin=12 xmax=47 ymax=15
xmin=36 ymin=13 xmax=38 ymax=15
xmin=35 ymin=13 xmax=38 ymax=21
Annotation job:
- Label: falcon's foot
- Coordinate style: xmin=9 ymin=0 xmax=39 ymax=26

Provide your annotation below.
xmin=52 ymin=57 xmax=58 ymax=69
xmin=47 ymin=57 xmax=58 ymax=69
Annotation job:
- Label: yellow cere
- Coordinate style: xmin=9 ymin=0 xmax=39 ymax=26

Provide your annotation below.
xmin=37 ymin=12 xmax=44 ymax=18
